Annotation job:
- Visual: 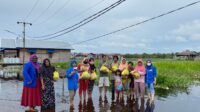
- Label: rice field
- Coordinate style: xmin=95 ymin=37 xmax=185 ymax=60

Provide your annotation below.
xmin=53 ymin=59 xmax=200 ymax=90
xmin=154 ymin=60 xmax=200 ymax=89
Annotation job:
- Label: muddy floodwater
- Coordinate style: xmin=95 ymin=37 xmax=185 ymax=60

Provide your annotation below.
xmin=0 ymin=79 xmax=200 ymax=112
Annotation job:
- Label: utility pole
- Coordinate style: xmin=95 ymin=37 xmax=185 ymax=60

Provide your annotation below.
xmin=17 ymin=22 xmax=32 ymax=65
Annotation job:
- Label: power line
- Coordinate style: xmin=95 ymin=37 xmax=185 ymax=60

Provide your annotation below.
xmin=36 ymin=0 xmax=71 ymax=25
xmin=23 ymin=0 xmax=40 ymax=21
xmin=39 ymin=0 xmax=125 ymax=40
xmin=40 ymin=2 xmax=125 ymax=40
xmin=4 ymin=30 xmax=32 ymax=39
xmin=31 ymin=0 xmax=56 ymax=23
xmin=4 ymin=30 xmax=22 ymax=37
xmin=54 ymin=0 xmax=106 ymax=28
xmin=32 ymin=0 xmax=125 ymax=39
xmin=73 ymin=0 xmax=200 ymax=45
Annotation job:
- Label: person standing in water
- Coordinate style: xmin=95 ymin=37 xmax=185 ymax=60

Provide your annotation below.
xmin=145 ymin=59 xmax=157 ymax=104
xmin=78 ymin=58 xmax=90 ymax=102
xmin=134 ymin=59 xmax=146 ymax=102
xmin=40 ymin=59 xmax=56 ymax=112
xmin=98 ymin=55 xmax=110 ymax=103
xmin=110 ymin=55 xmax=119 ymax=101
xmin=88 ymin=58 xmax=96 ymax=99
xmin=119 ymin=58 xmax=128 ymax=100
xmin=66 ymin=61 xmax=79 ymax=107
xmin=21 ymin=54 xmax=42 ymax=112
xmin=127 ymin=61 xmax=135 ymax=100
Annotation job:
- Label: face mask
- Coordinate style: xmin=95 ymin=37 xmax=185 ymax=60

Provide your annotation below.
xmin=147 ymin=63 xmax=152 ymax=66
xmin=74 ymin=67 xmax=77 ymax=70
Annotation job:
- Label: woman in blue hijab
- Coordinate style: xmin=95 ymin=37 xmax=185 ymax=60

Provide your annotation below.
xmin=66 ymin=60 xmax=79 ymax=107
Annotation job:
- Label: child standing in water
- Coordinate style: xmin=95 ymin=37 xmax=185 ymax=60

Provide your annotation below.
xmin=119 ymin=58 xmax=128 ymax=100
xmin=115 ymin=69 xmax=123 ymax=102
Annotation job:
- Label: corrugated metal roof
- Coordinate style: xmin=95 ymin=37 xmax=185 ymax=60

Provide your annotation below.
xmin=0 ymin=38 xmax=73 ymax=50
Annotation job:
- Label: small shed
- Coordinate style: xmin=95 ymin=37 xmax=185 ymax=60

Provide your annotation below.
xmin=176 ymin=50 xmax=197 ymax=60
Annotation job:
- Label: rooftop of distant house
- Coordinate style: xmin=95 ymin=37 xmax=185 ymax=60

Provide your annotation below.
xmin=0 ymin=38 xmax=73 ymax=50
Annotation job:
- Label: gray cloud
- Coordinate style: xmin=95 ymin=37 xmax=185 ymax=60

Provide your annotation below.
xmin=0 ymin=0 xmax=200 ymax=53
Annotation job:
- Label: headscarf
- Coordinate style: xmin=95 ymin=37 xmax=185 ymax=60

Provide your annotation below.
xmin=82 ymin=57 xmax=89 ymax=64
xmin=135 ymin=59 xmax=145 ymax=72
xmin=70 ymin=60 xmax=77 ymax=68
xmin=119 ymin=58 xmax=128 ymax=71
xmin=29 ymin=54 xmax=40 ymax=73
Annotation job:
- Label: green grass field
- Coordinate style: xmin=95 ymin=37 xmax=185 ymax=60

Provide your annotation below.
xmin=154 ymin=60 xmax=200 ymax=89
xmin=53 ymin=59 xmax=200 ymax=90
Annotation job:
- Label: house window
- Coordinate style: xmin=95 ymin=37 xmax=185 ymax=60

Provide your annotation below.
xmin=49 ymin=53 xmax=53 ymax=58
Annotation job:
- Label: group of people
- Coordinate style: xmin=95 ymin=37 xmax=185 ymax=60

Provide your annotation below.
xmin=67 ymin=54 xmax=157 ymax=108
xmin=21 ymin=54 xmax=157 ymax=112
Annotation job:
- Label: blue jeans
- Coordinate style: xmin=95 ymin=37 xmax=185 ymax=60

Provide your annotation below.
xmin=146 ymin=83 xmax=155 ymax=94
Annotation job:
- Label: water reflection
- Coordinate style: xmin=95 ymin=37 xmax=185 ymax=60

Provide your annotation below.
xmin=69 ymin=98 xmax=95 ymax=112
xmin=145 ymin=100 xmax=155 ymax=112
xmin=109 ymin=97 xmax=155 ymax=112
xmin=87 ymin=98 xmax=95 ymax=112
xmin=2 ymin=78 xmax=200 ymax=112
xmin=156 ymin=87 xmax=189 ymax=98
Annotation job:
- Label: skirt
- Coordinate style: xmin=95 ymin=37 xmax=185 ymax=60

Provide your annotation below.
xmin=21 ymin=78 xmax=42 ymax=107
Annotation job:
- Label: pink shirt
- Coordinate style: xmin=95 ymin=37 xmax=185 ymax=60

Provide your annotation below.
xmin=134 ymin=65 xmax=146 ymax=83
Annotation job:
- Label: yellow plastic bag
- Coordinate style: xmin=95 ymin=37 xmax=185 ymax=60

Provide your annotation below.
xmin=122 ymin=78 xmax=127 ymax=84
xmin=82 ymin=71 xmax=90 ymax=79
xmin=112 ymin=65 xmax=118 ymax=72
xmin=122 ymin=69 xmax=129 ymax=76
xmin=100 ymin=65 xmax=110 ymax=73
xmin=53 ymin=71 xmax=60 ymax=81
xmin=91 ymin=72 xmax=97 ymax=80
xmin=131 ymin=71 xmax=140 ymax=79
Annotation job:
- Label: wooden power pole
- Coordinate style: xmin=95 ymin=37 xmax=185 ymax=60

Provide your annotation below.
xmin=17 ymin=22 xmax=32 ymax=65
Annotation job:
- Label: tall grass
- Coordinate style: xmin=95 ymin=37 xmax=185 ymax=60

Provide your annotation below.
xmin=52 ymin=60 xmax=200 ymax=89
xmin=155 ymin=61 xmax=200 ymax=89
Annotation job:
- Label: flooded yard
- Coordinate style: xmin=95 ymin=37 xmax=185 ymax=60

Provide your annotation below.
xmin=0 ymin=79 xmax=200 ymax=112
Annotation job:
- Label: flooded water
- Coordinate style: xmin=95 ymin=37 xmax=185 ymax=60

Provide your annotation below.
xmin=0 ymin=79 xmax=200 ymax=112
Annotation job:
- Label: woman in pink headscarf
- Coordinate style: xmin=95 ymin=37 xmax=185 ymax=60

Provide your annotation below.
xmin=134 ymin=59 xmax=146 ymax=101
xmin=21 ymin=54 xmax=42 ymax=111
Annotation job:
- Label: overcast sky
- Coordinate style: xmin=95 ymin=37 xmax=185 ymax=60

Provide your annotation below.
xmin=0 ymin=0 xmax=200 ymax=54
